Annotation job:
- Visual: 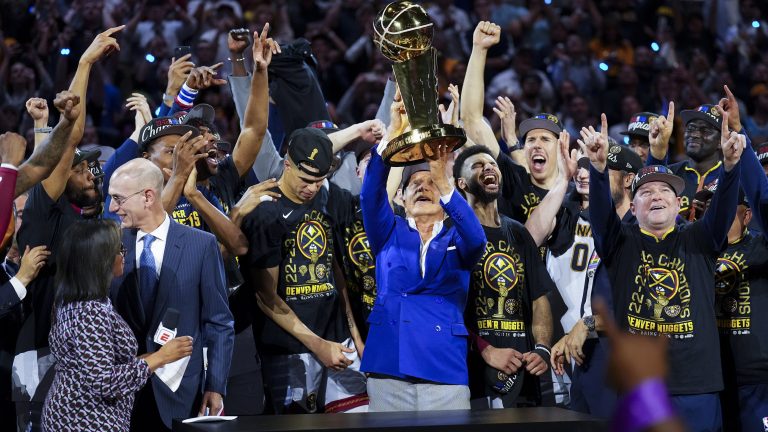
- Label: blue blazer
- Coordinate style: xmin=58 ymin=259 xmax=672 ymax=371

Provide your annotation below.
xmin=359 ymin=152 xmax=486 ymax=385
xmin=110 ymin=221 xmax=234 ymax=427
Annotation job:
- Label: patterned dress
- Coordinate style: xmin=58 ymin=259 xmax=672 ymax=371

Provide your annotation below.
xmin=42 ymin=299 xmax=151 ymax=432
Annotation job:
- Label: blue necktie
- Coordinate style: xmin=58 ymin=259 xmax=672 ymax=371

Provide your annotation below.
xmin=139 ymin=234 xmax=158 ymax=315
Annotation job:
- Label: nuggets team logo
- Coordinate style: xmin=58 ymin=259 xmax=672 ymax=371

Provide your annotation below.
xmin=348 ymin=232 xmax=375 ymax=273
xmin=297 ymin=221 xmax=327 ymax=283
xmin=484 ymin=253 xmax=519 ymax=318
xmin=297 ymin=221 xmax=327 ymax=259
xmin=715 ymin=258 xmax=740 ymax=295
xmin=648 ymin=115 xmax=658 ymax=125
xmin=645 ymin=267 xmax=679 ymax=320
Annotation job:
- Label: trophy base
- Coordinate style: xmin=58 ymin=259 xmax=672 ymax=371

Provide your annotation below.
xmin=382 ymin=124 xmax=467 ymax=166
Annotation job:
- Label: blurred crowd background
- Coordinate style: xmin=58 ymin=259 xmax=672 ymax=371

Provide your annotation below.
xmin=0 ymin=0 xmax=767 ymax=159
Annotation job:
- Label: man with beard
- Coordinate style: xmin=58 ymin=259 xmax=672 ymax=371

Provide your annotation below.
xmin=462 ymin=21 xmax=563 ymax=223
xmin=453 ymin=144 xmax=555 ymax=409
xmin=13 ymin=26 xmax=121 ymax=430
xmin=647 ymin=88 xmax=741 ymax=220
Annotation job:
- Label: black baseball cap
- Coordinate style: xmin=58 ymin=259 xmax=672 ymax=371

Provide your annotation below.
xmin=696 ymin=182 xmax=749 ymax=207
xmin=756 ymin=141 xmax=768 ymax=165
xmin=400 ymin=162 xmax=431 ymax=190
xmin=631 ymin=165 xmax=685 ymax=197
xmin=680 ymin=104 xmax=723 ymax=130
xmin=179 ymin=103 xmax=215 ymax=126
xmin=607 ymin=144 xmax=643 ymax=174
xmin=138 ymin=116 xmax=199 ymax=151
xmin=518 ymin=113 xmax=562 ymax=140
xmin=621 ymin=112 xmax=660 ymax=138
xmin=72 ymin=147 xmax=100 ymax=167
xmin=286 ymin=127 xmax=334 ymax=177
xmin=306 ymin=120 xmax=340 ymax=134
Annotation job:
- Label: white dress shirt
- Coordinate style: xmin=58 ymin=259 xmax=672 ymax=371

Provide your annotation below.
xmin=135 ymin=214 xmax=171 ymax=275
xmin=407 ymin=189 xmax=454 ymax=277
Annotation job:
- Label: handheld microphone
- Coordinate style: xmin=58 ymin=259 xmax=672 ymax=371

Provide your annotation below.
xmin=153 ymin=308 xmax=180 ymax=346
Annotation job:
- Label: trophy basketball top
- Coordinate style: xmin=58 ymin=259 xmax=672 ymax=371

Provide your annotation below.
xmin=373 ymin=1 xmax=434 ymax=63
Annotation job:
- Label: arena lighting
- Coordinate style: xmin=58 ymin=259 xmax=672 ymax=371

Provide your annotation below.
xmin=753 ymin=20 xmax=760 ymax=29
xmin=59 ymin=48 xmax=71 ymax=56
xmin=624 ymin=136 xmax=630 ymax=145
xmin=145 ymin=53 xmax=156 ymax=63
xmin=599 ymin=62 xmax=609 ymax=72
xmin=544 ymin=0 xmax=552 ymax=4
xmin=651 ymin=42 xmax=660 ymax=52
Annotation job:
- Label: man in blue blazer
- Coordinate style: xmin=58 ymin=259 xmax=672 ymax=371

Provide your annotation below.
xmin=108 ymin=159 xmax=234 ymax=430
xmin=360 ymin=132 xmax=486 ymax=411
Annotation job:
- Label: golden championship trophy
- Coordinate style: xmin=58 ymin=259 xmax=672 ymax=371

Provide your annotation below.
xmin=493 ymin=277 xmax=510 ymax=318
xmin=373 ymin=1 xmax=467 ymax=166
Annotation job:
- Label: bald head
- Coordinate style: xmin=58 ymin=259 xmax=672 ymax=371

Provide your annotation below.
xmin=108 ymin=158 xmax=166 ymax=230
xmin=113 ymin=158 xmax=164 ymax=194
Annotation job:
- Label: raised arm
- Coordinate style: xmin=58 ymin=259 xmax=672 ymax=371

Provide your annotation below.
xmin=647 ymin=101 xmax=674 ymax=165
xmin=526 ymin=131 xmax=575 ymax=246
xmin=430 ymin=144 xmax=486 ymax=267
xmin=182 ymin=168 xmax=248 ymax=256
xmin=25 ymin=98 xmax=50 ymax=149
xmin=42 ymin=25 xmax=125 ymax=201
xmin=701 ymin=110 xmax=742 ymax=251
xmin=739 ymin=133 xmax=768 ymax=233
xmin=231 ymin=24 xmax=280 ymax=177
xmin=583 ymin=114 xmax=623 ymax=258
xmin=14 ymin=92 xmax=79 ymax=197
xmin=460 ymin=21 xmax=502 ymax=158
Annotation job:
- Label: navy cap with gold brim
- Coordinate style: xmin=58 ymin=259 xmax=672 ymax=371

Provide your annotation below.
xmin=518 ymin=113 xmax=563 ymax=141
xmin=286 ymin=127 xmax=334 ymax=177
xmin=631 ymin=165 xmax=686 ymax=197
xmin=680 ymin=104 xmax=723 ymax=130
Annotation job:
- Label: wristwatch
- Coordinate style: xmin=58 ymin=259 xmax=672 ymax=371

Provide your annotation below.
xmin=582 ymin=315 xmax=596 ymax=332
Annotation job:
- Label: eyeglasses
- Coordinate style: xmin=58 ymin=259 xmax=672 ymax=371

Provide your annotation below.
xmin=110 ymin=189 xmax=145 ymax=207
xmin=119 ymin=243 xmax=127 ymax=257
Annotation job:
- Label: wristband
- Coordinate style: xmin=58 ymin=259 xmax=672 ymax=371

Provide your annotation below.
xmin=611 ymin=378 xmax=676 ymax=432
xmin=533 ymin=343 xmax=551 ymax=365
xmin=176 ymin=83 xmax=199 ymax=109
xmin=34 ymin=127 xmax=52 ymax=133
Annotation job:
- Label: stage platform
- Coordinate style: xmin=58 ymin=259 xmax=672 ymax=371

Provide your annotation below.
xmin=173 ymin=407 xmax=607 ymax=432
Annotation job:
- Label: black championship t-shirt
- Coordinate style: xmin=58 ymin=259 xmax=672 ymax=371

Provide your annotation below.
xmin=241 ymin=183 xmax=355 ymax=355
xmin=715 ymin=233 xmax=768 ymax=385
xmin=604 ymin=222 xmax=723 ymax=394
xmin=466 ymin=217 xmax=553 ymax=400
xmin=338 ymin=198 xmax=377 ymax=340
xmin=497 ymin=153 xmax=549 ymax=224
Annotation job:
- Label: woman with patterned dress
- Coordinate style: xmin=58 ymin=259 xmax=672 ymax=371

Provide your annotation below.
xmin=41 ymin=220 xmax=193 ymax=432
